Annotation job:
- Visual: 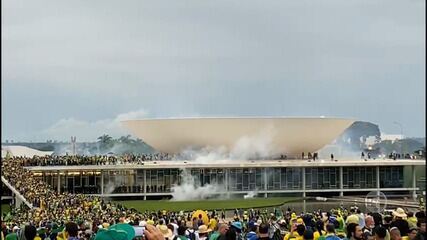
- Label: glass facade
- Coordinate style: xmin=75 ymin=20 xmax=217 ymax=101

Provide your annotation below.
xmin=146 ymin=169 xmax=179 ymax=193
xmin=229 ymin=168 xmax=263 ymax=191
xmin=305 ymin=167 xmax=339 ymax=189
xmin=59 ymin=171 xmax=101 ymax=194
xmin=189 ymin=168 xmax=225 ymax=186
xmin=42 ymin=172 xmax=58 ymax=189
xmin=103 ymin=170 xmax=139 ymax=193
xmin=380 ymin=167 xmax=403 ymax=188
xmin=30 ymin=166 xmax=407 ymax=195
xmin=267 ymin=168 xmax=302 ymax=190
xmin=343 ymin=167 xmax=377 ymax=189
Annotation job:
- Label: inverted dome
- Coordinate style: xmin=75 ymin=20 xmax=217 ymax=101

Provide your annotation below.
xmin=122 ymin=117 xmax=354 ymax=156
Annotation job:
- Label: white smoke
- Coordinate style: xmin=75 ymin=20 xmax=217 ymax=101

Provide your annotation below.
xmin=230 ymin=126 xmax=276 ymax=160
xmin=318 ymin=132 xmax=365 ymax=159
xmin=178 ymin=145 xmax=229 ymax=163
xmin=243 ymin=190 xmax=258 ymax=199
xmin=105 ymin=175 xmax=128 ymax=195
xmin=170 ymin=127 xmax=275 ymax=200
xmin=53 ymin=143 xmax=73 ymax=156
xmin=171 ymin=169 xmax=227 ymax=201
xmin=178 ymin=126 xmax=276 ymax=162
xmin=105 ymin=182 xmax=117 ymax=195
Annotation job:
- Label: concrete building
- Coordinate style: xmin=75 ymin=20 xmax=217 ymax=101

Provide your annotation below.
xmin=24 ymin=159 xmax=425 ymax=200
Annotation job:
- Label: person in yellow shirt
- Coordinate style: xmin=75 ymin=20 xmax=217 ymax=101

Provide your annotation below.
xmin=291 ymin=213 xmax=297 ymax=220
xmin=284 ymin=224 xmax=305 ymax=240
xmin=313 ymin=220 xmax=326 ymax=240
xmin=56 ymin=231 xmax=65 ymax=240
xmin=288 ymin=217 xmax=298 ymax=231
xmin=406 ymin=212 xmax=417 ymax=229
xmin=208 ymin=218 xmax=217 ymax=231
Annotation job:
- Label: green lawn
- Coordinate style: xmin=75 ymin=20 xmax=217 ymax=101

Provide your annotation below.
xmin=1 ymin=198 xmax=300 ymax=215
xmin=1 ymin=204 xmax=11 ymax=214
xmin=114 ymin=197 xmax=299 ymax=212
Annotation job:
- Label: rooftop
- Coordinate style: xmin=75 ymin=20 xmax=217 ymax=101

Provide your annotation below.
xmin=24 ymin=158 xmax=426 ymax=171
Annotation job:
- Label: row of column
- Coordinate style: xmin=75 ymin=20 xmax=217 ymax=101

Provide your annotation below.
xmin=54 ymin=166 xmax=418 ymax=199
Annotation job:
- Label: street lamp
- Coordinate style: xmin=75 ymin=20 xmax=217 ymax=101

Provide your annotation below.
xmin=393 ymin=121 xmax=403 ymax=155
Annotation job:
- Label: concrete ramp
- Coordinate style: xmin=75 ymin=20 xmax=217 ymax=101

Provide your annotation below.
xmin=1 ymin=176 xmax=33 ymax=209
xmin=1 ymin=145 xmax=53 ymax=158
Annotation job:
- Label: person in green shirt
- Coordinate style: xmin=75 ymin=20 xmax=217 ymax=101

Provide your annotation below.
xmin=209 ymin=224 xmax=229 ymax=240
xmin=5 ymin=232 xmax=17 ymax=240
xmin=176 ymin=226 xmax=188 ymax=240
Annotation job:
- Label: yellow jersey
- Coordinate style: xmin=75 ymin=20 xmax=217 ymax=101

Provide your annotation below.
xmin=313 ymin=230 xmax=326 ymax=240
xmin=284 ymin=232 xmax=303 ymax=240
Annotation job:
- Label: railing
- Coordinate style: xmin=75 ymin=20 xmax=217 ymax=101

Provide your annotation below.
xmin=1 ymin=176 xmax=33 ymax=209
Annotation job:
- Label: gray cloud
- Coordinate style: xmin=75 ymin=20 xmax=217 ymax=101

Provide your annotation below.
xmin=2 ymin=0 xmax=425 ymax=141
xmin=36 ymin=108 xmax=148 ymax=142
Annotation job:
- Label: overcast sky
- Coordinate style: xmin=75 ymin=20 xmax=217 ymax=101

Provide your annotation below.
xmin=2 ymin=0 xmax=425 ymax=142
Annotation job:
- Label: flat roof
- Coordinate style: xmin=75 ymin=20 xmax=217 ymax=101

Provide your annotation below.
xmin=24 ymin=158 xmax=426 ymax=171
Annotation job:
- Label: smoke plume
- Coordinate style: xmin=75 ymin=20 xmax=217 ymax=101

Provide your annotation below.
xmin=243 ymin=190 xmax=258 ymax=199
xmin=177 ymin=126 xmax=276 ymax=162
xmin=171 ymin=169 xmax=227 ymax=201
xmin=170 ymin=127 xmax=275 ymax=200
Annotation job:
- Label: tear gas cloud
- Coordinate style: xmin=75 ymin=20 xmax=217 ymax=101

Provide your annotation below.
xmin=170 ymin=128 xmax=275 ymax=200
xmin=170 ymin=169 xmax=227 ymax=201
xmin=176 ymin=126 xmax=277 ymax=163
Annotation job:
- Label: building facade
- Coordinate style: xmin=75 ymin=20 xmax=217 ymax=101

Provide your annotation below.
xmin=24 ymin=159 xmax=425 ymax=200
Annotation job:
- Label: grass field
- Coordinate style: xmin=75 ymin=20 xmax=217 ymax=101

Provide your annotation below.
xmin=1 ymin=204 xmax=11 ymax=214
xmin=1 ymin=198 xmax=299 ymax=215
xmin=114 ymin=197 xmax=299 ymax=212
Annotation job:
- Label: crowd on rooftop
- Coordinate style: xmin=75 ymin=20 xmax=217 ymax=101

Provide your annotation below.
xmin=18 ymin=154 xmax=173 ymax=167
xmin=8 ymin=151 xmax=422 ymax=169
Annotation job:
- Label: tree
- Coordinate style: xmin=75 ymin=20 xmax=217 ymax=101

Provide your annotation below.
xmin=97 ymin=134 xmax=113 ymax=152
xmin=118 ymin=135 xmax=133 ymax=145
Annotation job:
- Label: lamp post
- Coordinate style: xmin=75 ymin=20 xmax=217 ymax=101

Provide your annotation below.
xmin=393 ymin=122 xmax=403 ymax=156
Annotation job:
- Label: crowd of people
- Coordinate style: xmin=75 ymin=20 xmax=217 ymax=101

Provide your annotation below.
xmin=2 ymin=203 xmax=426 ymax=240
xmin=7 ymin=150 xmax=424 ymax=168
xmin=1 ymin=155 xmax=426 ymax=240
xmin=385 ymin=153 xmax=419 ymax=160
xmin=18 ymin=154 xmax=174 ymax=167
xmin=361 ymin=152 xmax=421 ymax=161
